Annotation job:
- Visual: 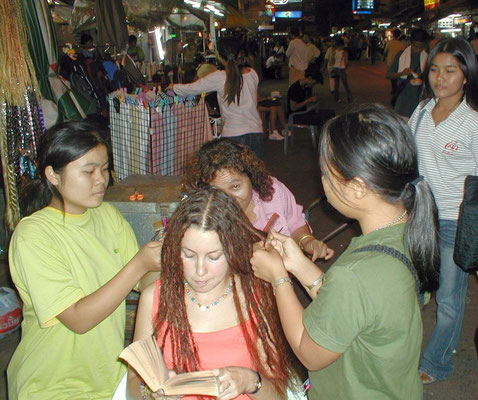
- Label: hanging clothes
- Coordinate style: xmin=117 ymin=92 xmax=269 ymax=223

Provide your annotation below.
xmin=108 ymin=91 xmax=213 ymax=179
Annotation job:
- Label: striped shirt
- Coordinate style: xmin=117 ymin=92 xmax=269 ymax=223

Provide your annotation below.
xmin=409 ymin=99 xmax=478 ymax=220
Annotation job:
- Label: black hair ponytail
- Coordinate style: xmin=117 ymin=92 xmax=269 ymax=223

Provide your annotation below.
xmin=217 ymin=38 xmax=243 ymax=105
xmin=319 ymin=104 xmax=440 ymax=293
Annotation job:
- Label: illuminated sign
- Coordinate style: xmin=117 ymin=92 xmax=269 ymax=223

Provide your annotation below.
xmin=275 ymin=10 xmax=302 ymax=18
xmin=352 ymin=0 xmax=374 ymax=11
xmin=424 ymin=0 xmax=440 ymax=10
xmin=455 ymin=16 xmax=470 ymax=24
xmin=272 ymin=0 xmax=302 ymax=4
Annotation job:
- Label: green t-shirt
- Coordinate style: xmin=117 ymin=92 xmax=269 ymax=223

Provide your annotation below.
xmin=127 ymin=45 xmax=145 ymax=62
xmin=303 ymin=224 xmax=423 ymax=400
xmin=8 ymin=203 xmax=139 ymax=399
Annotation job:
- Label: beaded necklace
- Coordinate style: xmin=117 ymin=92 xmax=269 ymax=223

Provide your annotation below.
xmin=374 ymin=209 xmax=407 ymax=232
xmin=185 ymin=279 xmax=233 ymax=312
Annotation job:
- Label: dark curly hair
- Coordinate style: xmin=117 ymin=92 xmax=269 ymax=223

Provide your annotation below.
xmin=182 ymin=139 xmax=274 ymax=201
xmin=155 ymin=188 xmax=298 ymax=395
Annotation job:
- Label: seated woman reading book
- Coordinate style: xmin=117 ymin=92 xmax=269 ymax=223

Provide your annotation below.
xmin=127 ymin=188 xmax=302 ymax=399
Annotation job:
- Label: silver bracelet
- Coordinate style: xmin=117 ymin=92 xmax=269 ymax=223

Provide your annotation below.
xmin=273 ymin=277 xmax=292 ymax=294
xmin=306 ymin=273 xmax=324 ymax=291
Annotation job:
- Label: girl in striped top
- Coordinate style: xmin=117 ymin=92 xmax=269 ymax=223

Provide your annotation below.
xmin=409 ymin=36 xmax=478 ymax=385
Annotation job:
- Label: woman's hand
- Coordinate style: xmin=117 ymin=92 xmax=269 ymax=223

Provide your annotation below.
xmin=251 ymin=241 xmax=288 ymax=285
xmin=213 ymin=367 xmax=260 ymax=400
xmin=132 ymin=241 xmax=162 ymax=274
xmin=301 ymin=238 xmax=335 ymax=262
xmin=165 ymin=83 xmax=175 ymax=91
xmin=267 ymin=230 xmax=314 ymax=275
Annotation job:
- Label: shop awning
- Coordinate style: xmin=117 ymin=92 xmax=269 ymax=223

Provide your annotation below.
xmin=422 ymin=0 xmax=477 ymax=23
xmin=96 ymin=0 xmax=128 ymax=51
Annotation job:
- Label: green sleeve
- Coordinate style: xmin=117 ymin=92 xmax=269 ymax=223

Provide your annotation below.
xmin=9 ymin=224 xmax=84 ymax=328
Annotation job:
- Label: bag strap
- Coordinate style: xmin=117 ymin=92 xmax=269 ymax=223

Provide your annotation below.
xmin=413 ymin=99 xmax=432 ymax=136
xmin=352 ymin=245 xmax=424 ymax=308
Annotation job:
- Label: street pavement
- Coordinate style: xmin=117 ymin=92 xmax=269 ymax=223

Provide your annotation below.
xmin=261 ymin=58 xmax=478 ymax=399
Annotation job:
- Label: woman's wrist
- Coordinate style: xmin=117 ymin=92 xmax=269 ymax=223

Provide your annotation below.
xmin=272 ymin=276 xmax=293 ymax=295
xmin=298 ymin=234 xmax=315 ymax=250
xmin=247 ymin=371 xmax=262 ymax=395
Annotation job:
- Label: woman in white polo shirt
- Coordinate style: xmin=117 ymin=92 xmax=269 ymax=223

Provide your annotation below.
xmin=409 ymin=37 xmax=478 ymax=384
xmin=168 ymin=37 xmax=264 ymax=159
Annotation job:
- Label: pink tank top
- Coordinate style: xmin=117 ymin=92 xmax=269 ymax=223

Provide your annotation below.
xmin=152 ymin=280 xmax=255 ymax=399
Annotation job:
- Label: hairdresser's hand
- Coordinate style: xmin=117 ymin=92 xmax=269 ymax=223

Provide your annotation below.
xmin=267 ymin=230 xmax=312 ymax=276
xmin=213 ymin=367 xmax=260 ymax=400
xmin=251 ymin=241 xmax=288 ymax=285
xmin=301 ymin=238 xmax=335 ymax=262
xmin=132 ymin=241 xmax=162 ymax=274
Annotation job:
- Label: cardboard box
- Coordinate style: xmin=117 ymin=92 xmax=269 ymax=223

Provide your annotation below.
xmin=104 ymin=175 xmax=183 ymax=246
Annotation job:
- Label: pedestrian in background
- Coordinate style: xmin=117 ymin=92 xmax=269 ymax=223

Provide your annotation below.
xmin=168 ymin=37 xmax=264 ymax=159
xmin=386 ymin=28 xmax=429 ymax=120
xmin=331 ymin=39 xmax=353 ymax=103
xmin=303 ymin=34 xmax=321 ymax=65
xmin=286 ymin=27 xmax=307 ymax=86
xmin=409 ymin=36 xmax=478 ymax=385
xmin=383 ymin=28 xmax=406 ymax=95
xmin=127 ymin=34 xmax=145 ymax=63
xmin=324 ymin=39 xmax=337 ymax=93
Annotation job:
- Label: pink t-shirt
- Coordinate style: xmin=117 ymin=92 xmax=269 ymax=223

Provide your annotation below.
xmin=252 ymin=177 xmax=308 ymax=235
xmin=152 ymin=281 xmax=255 ymax=399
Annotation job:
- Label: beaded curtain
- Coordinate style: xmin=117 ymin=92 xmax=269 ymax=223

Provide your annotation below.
xmin=0 ymin=0 xmax=43 ymax=231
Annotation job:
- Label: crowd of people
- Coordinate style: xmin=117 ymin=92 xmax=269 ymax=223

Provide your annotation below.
xmin=4 ymin=20 xmax=478 ymax=400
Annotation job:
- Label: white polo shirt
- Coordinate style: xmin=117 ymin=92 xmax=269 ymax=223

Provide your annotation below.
xmin=409 ymin=98 xmax=478 ymax=220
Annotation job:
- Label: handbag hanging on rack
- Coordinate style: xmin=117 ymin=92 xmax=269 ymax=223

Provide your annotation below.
xmin=453 ymin=175 xmax=478 ymax=272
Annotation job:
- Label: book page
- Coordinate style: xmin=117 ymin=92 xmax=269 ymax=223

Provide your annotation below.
xmin=119 ymin=336 xmax=168 ymax=392
xmin=119 ymin=336 xmax=219 ymax=397
xmin=164 ymin=370 xmax=219 ymax=397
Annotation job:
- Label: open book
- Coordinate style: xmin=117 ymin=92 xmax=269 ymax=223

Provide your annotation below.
xmin=119 ymin=336 xmax=219 ymax=397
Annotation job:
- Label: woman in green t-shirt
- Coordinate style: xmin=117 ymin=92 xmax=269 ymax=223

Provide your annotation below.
xmin=251 ymin=104 xmax=440 ymax=399
xmin=8 ymin=121 xmax=161 ymax=399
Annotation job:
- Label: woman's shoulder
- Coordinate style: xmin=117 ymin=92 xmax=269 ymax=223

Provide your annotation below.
xmin=211 ymin=69 xmax=226 ymax=76
xmin=269 ymin=176 xmax=291 ymax=195
xmin=409 ymin=98 xmax=434 ymax=125
xmin=242 ymin=67 xmax=259 ymax=81
xmin=12 ymin=208 xmax=52 ymax=237
xmin=460 ymin=101 xmax=478 ymax=122
xmin=201 ymin=69 xmax=226 ymax=83
xmin=336 ymin=227 xmax=409 ymax=270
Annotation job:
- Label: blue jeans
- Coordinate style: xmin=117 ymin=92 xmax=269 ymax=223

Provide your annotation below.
xmin=229 ymin=133 xmax=264 ymax=160
xmin=333 ymin=68 xmax=352 ymax=102
xmin=419 ymin=219 xmax=469 ymax=380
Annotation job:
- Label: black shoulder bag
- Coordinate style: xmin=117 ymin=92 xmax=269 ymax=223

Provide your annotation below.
xmin=453 ymin=175 xmax=478 ymax=272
